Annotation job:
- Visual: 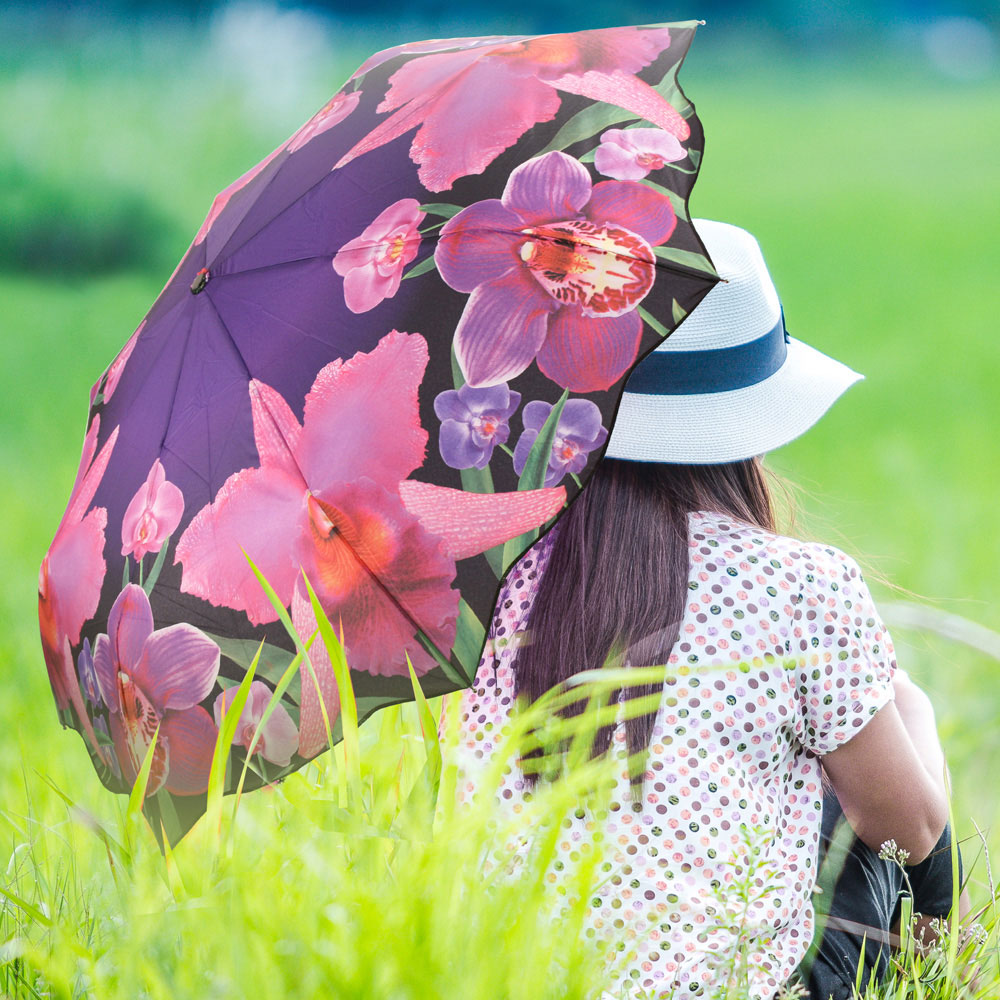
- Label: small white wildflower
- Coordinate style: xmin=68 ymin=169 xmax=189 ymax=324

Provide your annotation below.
xmin=962 ymin=921 xmax=989 ymax=947
xmin=878 ymin=839 xmax=910 ymax=866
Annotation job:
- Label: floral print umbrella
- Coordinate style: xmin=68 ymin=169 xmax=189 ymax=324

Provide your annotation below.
xmin=38 ymin=22 xmax=718 ymax=842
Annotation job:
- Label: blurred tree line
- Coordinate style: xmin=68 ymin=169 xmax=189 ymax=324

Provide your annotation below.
xmin=16 ymin=0 xmax=1000 ymax=39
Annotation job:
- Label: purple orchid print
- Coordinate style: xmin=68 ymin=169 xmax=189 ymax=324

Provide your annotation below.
xmin=434 ymin=383 xmax=521 ymax=470
xmin=594 ymin=127 xmax=686 ymax=180
xmin=333 ymin=199 xmax=426 ymax=313
xmin=78 ymin=637 xmax=117 ymax=773
xmin=93 ymin=585 xmax=221 ymax=797
xmin=513 ymin=398 xmax=608 ymax=487
xmin=77 ymin=638 xmax=102 ymax=707
xmin=213 ymin=682 xmax=298 ymax=768
xmin=435 ymin=150 xmax=677 ymax=393
xmin=337 ymin=27 xmax=688 ymax=192
xmin=121 ymin=459 xmax=184 ymax=561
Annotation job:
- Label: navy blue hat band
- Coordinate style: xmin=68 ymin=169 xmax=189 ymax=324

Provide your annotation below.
xmin=625 ymin=313 xmax=790 ymax=396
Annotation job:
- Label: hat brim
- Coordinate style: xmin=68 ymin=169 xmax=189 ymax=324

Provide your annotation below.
xmin=604 ymin=338 xmax=863 ymax=464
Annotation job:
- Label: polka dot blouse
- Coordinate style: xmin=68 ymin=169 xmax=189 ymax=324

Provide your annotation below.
xmin=448 ymin=510 xmax=896 ymax=999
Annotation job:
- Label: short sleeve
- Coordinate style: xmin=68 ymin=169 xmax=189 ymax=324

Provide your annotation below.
xmin=789 ymin=545 xmax=896 ymax=755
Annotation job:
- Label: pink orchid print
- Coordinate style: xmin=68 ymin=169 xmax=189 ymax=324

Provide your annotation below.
xmin=93 ymin=584 xmax=221 ymax=797
xmin=94 ymin=320 xmax=142 ymax=405
xmin=594 ymin=127 xmax=686 ymax=180
xmin=435 ymin=150 xmax=677 ymax=393
xmin=286 ymin=90 xmax=362 ymax=154
xmin=121 ymin=458 xmax=184 ymax=561
xmin=213 ymin=681 xmax=298 ymax=768
xmin=513 ymin=399 xmax=608 ymax=487
xmin=347 ymin=35 xmax=510 ymax=82
xmin=175 ymin=331 xmax=566 ymax=759
xmin=336 ymin=26 xmax=688 ymax=192
xmin=333 ymin=199 xmax=426 ymax=314
xmin=39 ymin=416 xmax=118 ymax=748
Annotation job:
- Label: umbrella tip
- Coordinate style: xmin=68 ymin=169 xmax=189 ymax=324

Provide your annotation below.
xmin=190 ymin=268 xmax=210 ymax=295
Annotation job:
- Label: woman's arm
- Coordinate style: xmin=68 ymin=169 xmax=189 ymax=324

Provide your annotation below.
xmin=890 ymin=669 xmax=947 ymax=792
xmin=822 ymin=674 xmax=949 ymax=864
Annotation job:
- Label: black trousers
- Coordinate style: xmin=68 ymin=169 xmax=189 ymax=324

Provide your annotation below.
xmin=800 ymin=792 xmax=962 ymax=1000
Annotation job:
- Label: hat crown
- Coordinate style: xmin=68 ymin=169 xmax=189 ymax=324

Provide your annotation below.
xmin=604 ymin=218 xmax=863 ymax=465
xmin=656 ymin=219 xmax=781 ymax=353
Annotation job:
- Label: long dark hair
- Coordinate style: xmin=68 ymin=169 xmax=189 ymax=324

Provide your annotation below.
xmin=513 ymin=457 xmax=776 ymax=791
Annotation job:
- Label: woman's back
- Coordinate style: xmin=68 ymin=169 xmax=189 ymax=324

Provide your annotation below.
xmin=451 ymin=510 xmax=895 ymax=999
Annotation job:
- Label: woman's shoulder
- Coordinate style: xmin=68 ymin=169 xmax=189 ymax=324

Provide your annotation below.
xmin=688 ymin=509 xmax=866 ymax=586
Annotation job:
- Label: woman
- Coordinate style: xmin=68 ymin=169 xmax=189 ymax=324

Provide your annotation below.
xmin=451 ymin=220 xmax=959 ymax=1000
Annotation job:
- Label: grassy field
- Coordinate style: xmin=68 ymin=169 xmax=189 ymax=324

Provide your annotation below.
xmin=1 ymin=15 xmax=999 ymax=997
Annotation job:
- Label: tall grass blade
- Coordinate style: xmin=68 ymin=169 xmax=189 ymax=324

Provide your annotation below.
xmin=205 ymin=642 xmax=260 ymax=837
xmin=435 ymin=692 xmax=462 ymax=829
xmin=946 ymin=793 xmax=961 ymax=982
xmin=406 ymin=653 xmax=441 ymax=785
xmin=34 ymin=771 xmax=131 ymax=870
xmin=303 ymin=573 xmax=362 ymax=811
xmin=0 ymin=885 xmax=53 ymax=929
xmin=231 ymin=642 xmax=311 ymax=821
xmin=391 ymin=655 xmax=443 ymax=841
xmin=800 ymin=814 xmax=854 ymax=985
xmin=243 ymin=550 xmax=334 ymax=777
xmin=854 ymin=934 xmax=867 ymax=997
xmin=126 ymin=723 xmax=160 ymax=826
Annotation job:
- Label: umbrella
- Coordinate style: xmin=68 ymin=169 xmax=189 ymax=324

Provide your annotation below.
xmin=38 ymin=22 xmax=719 ymax=843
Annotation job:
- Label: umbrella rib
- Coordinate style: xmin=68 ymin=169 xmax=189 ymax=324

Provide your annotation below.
xmin=210 ymin=254 xmax=340 ymax=281
xmin=205 ymin=249 xmax=425 ymax=283
xmin=205 ymin=141 xmax=296 ymax=268
xmin=208 ymin=147 xmax=383 ymax=270
xmin=209 ymin=208 xmax=713 ymax=284
xmin=201 ymin=293 xmax=451 ymax=671
xmin=212 ymin=270 xmax=346 ymax=352
xmin=651 ymin=257 xmax=719 ymax=280
xmin=140 ymin=299 xmax=202 ymax=480
xmin=209 ymin=240 xmax=710 ymax=285
xmin=334 ymin=535 xmax=449 ymax=666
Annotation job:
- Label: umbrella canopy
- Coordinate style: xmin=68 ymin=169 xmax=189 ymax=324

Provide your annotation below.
xmin=38 ymin=22 xmax=719 ymax=842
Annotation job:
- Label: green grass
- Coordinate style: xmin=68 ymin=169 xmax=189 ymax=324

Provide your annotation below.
xmin=1 ymin=19 xmax=999 ymax=998
xmin=0 ymin=684 xmax=624 ymax=999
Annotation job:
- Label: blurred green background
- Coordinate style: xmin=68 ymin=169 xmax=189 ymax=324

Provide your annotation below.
xmin=2 ymin=1 xmax=998 ymax=896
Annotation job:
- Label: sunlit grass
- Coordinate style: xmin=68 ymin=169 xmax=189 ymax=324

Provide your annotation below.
xmin=3 ymin=644 xmax=997 ymax=999
xmin=0 ymin=638 xmax=665 ymax=999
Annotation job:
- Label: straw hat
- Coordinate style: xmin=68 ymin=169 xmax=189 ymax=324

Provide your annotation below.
xmin=605 ymin=219 xmax=863 ymax=464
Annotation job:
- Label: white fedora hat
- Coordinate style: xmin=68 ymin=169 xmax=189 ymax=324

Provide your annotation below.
xmin=605 ymin=219 xmax=863 ymax=464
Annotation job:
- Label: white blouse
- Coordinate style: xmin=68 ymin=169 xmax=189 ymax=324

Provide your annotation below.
xmin=448 ymin=510 xmax=896 ymax=999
